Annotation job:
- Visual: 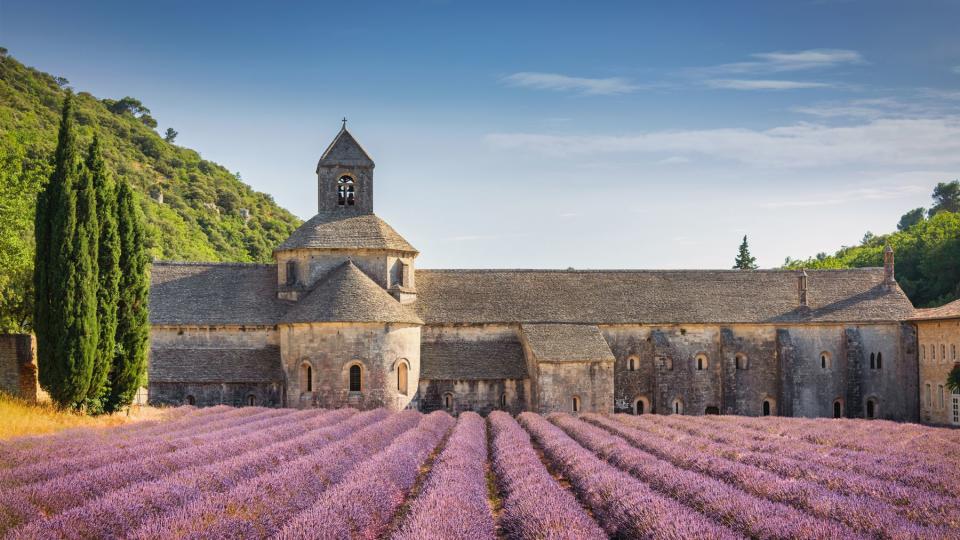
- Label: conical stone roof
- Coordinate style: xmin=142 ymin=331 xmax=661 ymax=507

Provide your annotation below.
xmin=275 ymin=212 xmax=417 ymax=253
xmin=281 ymin=261 xmax=423 ymax=324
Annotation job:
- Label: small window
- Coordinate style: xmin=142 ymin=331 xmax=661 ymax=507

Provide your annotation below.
xmin=762 ymin=400 xmax=771 ymax=416
xmin=939 ymin=385 xmax=945 ymax=409
xmin=397 ymin=361 xmax=408 ymax=395
xmin=932 ymin=345 xmax=937 ymax=361
xmin=500 ymin=393 xmax=507 ymax=409
xmin=952 ymin=344 xmax=956 ymax=360
xmin=628 ymin=357 xmax=636 ymax=371
xmin=443 ymin=392 xmax=453 ymax=411
xmin=926 ymin=383 xmax=933 ymax=408
xmin=865 ymin=399 xmax=876 ymax=419
xmin=286 ymin=260 xmax=297 ymax=286
xmin=942 ymin=345 xmax=947 ymax=363
xmin=349 ymin=364 xmax=362 ymax=392
xmin=735 ymin=353 xmax=748 ymax=370
xmin=922 ymin=345 xmax=926 ymax=361
xmin=820 ymin=352 xmax=831 ymax=370
xmin=833 ymin=399 xmax=843 ymax=418
xmin=672 ymin=398 xmax=684 ymax=415
xmin=696 ymin=354 xmax=708 ymax=371
xmin=572 ymin=396 xmax=581 ymax=413
xmin=876 ymin=352 xmax=882 ymax=370
xmin=301 ymin=362 xmax=313 ymax=393
xmin=186 ymin=395 xmax=196 ymax=406
xmin=870 ymin=352 xmax=875 ymax=370
xmin=247 ymin=395 xmax=256 ymax=406
xmin=661 ymin=357 xmax=673 ymax=371
xmin=634 ymin=397 xmax=649 ymax=415
xmin=705 ymin=406 xmax=720 ymax=415
xmin=337 ymin=175 xmax=355 ymax=206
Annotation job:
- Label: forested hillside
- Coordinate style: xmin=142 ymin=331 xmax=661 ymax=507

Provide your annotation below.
xmin=783 ymin=183 xmax=960 ymax=309
xmin=0 ymin=50 xmax=302 ymax=333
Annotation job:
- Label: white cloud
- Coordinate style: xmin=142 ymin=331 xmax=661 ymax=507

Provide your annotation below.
xmin=705 ymin=49 xmax=864 ymax=75
xmin=657 ymin=156 xmax=691 ymax=165
xmin=484 ymin=116 xmax=960 ymax=168
xmin=501 ymin=72 xmax=638 ymax=95
xmin=758 ymin=184 xmax=928 ymax=209
xmin=707 ymin=79 xmax=831 ymax=90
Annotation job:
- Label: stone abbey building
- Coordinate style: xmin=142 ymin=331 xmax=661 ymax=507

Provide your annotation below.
xmin=149 ymin=126 xmax=920 ymax=420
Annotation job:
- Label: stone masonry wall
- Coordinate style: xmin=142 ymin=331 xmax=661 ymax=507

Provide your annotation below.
xmin=916 ymin=319 xmax=958 ymax=425
xmin=0 ymin=334 xmax=39 ymax=401
xmin=416 ymin=378 xmax=527 ymax=416
xmin=150 ymin=382 xmax=283 ymax=407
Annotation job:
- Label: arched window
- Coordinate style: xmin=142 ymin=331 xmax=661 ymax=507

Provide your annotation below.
xmin=186 ymin=395 xmax=195 ymax=406
xmin=820 ymin=352 xmax=831 ymax=370
xmin=869 ymin=352 xmax=875 ymax=370
xmin=286 ymin=260 xmax=297 ymax=286
xmin=397 ymin=361 xmax=408 ymax=395
xmin=628 ymin=356 xmax=637 ymax=371
xmin=337 ymin=175 xmax=355 ymax=206
xmin=672 ymin=398 xmax=684 ymax=415
xmin=443 ymin=392 xmax=453 ymax=411
xmin=953 ymin=344 xmax=957 ymax=360
xmin=735 ymin=353 xmax=748 ymax=370
xmin=762 ymin=400 xmax=772 ymax=416
xmin=926 ymin=383 xmax=933 ymax=408
xmin=876 ymin=352 xmax=882 ymax=370
xmin=660 ymin=357 xmax=673 ymax=371
xmin=922 ymin=345 xmax=926 ymax=362
xmin=696 ymin=354 xmax=708 ymax=371
xmin=833 ymin=399 xmax=843 ymax=418
xmin=349 ymin=364 xmax=362 ymax=392
xmin=247 ymin=394 xmax=256 ymax=406
xmin=500 ymin=393 xmax=507 ymax=409
xmin=938 ymin=385 xmax=945 ymax=409
xmin=865 ymin=398 xmax=877 ymax=419
xmin=572 ymin=396 xmax=581 ymax=413
xmin=942 ymin=345 xmax=946 ymax=362
xmin=634 ymin=397 xmax=649 ymax=415
xmin=300 ymin=362 xmax=313 ymax=393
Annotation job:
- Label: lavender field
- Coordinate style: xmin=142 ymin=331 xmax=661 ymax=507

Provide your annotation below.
xmin=1 ymin=406 xmax=959 ymax=539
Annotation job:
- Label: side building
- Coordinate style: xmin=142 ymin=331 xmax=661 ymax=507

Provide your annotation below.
xmin=912 ymin=299 xmax=960 ymax=426
xmin=147 ymin=125 xmax=920 ymax=421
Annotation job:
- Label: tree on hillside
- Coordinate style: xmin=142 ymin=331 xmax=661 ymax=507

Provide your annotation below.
xmin=87 ymin=136 xmax=121 ymax=408
xmin=733 ymin=235 xmax=758 ymax=270
xmin=898 ymin=207 xmax=926 ymax=231
xmin=163 ymin=128 xmax=178 ymax=143
xmin=105 ymin=181 xmax=149 ymax=413
xmin=948 ymin=364 xmax=960 ymax=393
xmin=34 ymin=93 xmax=97 ymax=408
xmin=931 ymin=180 xmax=960 ymax=216
xmin=104 ymin=96 xmax=150 ymax=117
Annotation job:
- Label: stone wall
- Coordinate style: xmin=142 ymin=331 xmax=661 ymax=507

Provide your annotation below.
xmin=276 ymin=248 xmax=414 ymax=295
xmin=150 ymin=381 xmax=284 ymax=407
xmin=532 ymin=360 xmax=614 ymax=414
xmin=416 ymin=378 xmax=527 ymax=415
xmin=916 ymin=318 xmax=959 ymax=425
xmin=281 ymin=322 xmax=420 ymax=411
xmin=151 ymin=325 xmax=278 ymax=348
xmin=0 ymin=334 xmax=39 ymax=401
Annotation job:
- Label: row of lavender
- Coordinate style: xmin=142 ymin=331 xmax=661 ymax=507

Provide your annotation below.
xmin=2 ymin=406 xmax=959 ymax=539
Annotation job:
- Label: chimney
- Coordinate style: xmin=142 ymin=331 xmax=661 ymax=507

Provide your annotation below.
xmin=883 ymin=245 xmax=895 ymax=286
xmin=798 ymin=269 xmax=808 ymax=307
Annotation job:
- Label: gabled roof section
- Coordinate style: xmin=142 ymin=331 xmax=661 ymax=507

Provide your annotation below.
xmin=150 ymin=347 xmax=283 ymax=383
xmin=275 ymin=212 xmax=417 ymax=253
xmin=421 ymin=338 xmax=528 ymax=380
xmin=520 ymin=324 xmax=616 ymax=363
xmin=911 ymin=299 xmax=960 ymax=321
xmin=414 ymin=268 xmax=915 ymax=325
xmin=317 ymin=127 xmax=374 ymax=170
xmin=149 ymin=262 xmax=287 ymax=326
xmin=282 ymin=261 xmax=423 ymax=324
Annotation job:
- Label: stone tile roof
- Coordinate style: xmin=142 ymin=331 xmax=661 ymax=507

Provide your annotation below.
xmin=150 ymin=347 xmax=283 ymax=383
xmin=150 ymin=262 xmax=288 ymax=326
xmin=420 ymin=338 xmax=527 ymax=380
xmin=317 ymin=127 xmax=374 ymax=168
xmin=520 ymin=324 xmax=616 ymax=362
xmin=282 ymin=262 xmax=423 ymax=324
xmin=414 ymin=268 xmax=915 ymax=325
xmin=911 ymin=299 xmax=960 ymax=321
xmin=275 ymin=212 xmax=417 ymax=253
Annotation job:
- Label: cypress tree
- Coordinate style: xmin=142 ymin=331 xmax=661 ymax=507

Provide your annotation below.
xmin=67 ymin=149 xmax=100 ymax=406
xmin=34 ymin=92 xmax=96 ymax=408
xmin=733 ymin=235 xmax=758 ymax=270
xmin=87 ymin=136 xmax=120 ymax=408
xmin=106 ymin=181 xmax=149 ymax=412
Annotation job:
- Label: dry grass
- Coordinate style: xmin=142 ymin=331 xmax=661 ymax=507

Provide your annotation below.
xmin=0 ymin=393 xmax=168 ymax=440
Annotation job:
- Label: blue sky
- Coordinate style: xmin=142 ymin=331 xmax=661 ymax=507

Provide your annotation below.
xmin=3 ymin=0 xmax=960 ymax=269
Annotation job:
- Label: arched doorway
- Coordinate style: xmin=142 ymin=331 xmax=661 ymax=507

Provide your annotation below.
xmin=634 ymin=397 xmax=649 ymax=415
xmin=865 ymin=398 xmax=877 ymax=419
xmin=762 ymin=400 xmax=771 ymax=416
xmin=833 ymin=400 xmax=843 ymax=418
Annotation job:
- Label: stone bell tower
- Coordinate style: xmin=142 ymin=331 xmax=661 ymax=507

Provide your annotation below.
xmin=316 ymin=120 xmax=375 ymax=215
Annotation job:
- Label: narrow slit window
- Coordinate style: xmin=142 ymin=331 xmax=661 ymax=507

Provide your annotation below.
xmin=572 ymin=396 xmax=581 ymax=413
xmin=397 ymin=362 xmax=408 ymax=395
xmin=876 ymin=352 xmax=882 ymax=370
xmin=349 ymin=364 xmax=362 ymax=392
xmin=286 ymin=260 xmax=297 ymax=286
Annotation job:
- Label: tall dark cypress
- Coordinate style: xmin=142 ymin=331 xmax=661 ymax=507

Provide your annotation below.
xmin=106 ymin=181 xmax=149 ymax=412
xmin=87 ymin=136 xmax=120 ymax=406
xmin=34 ymin=92 xmax=91 ymax=407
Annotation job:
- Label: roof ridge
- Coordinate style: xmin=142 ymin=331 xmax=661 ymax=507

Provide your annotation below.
xmin=416 ymin=267 xmax=885 ymax=273
xmin=151 ymin=261 xmax=275 ymax=268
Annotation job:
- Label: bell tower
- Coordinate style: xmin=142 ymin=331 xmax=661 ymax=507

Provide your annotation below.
xmin=316 ymin=120 xmax=374 ymax=215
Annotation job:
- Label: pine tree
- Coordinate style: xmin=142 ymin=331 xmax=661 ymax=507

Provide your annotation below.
xmin=105 ymin=181 xmax=149 ymax=412
xmin=733 ymin=235 xmax=758 ymax=270
xmin=34 ymin=92 xmax=99 ymax=408
xmin=86 ymin=136 xmax=120 ymax=408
